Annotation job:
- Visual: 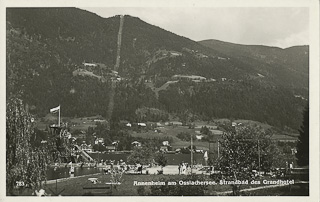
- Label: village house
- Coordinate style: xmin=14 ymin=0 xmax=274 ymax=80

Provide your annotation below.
xmin=160 ymin=146 xmax=169 ymax=153
xmin=162 ymin=141 xmax=170 ymax=146
xmin=132 ymin=141 xmax=141 ymax=147
xmin=210 ymin=130 xmax=223 ymax=135
xmin=171 ymin=121 xmax=183 ymax=126
xmin=195 ymin=149 xmax=204 ymax=153
xmin=195 ymin=125 xmax=218 ymax=130
xmin=94 ymin=138 xmax=104 ymax=145
xmin=82 ymin=62 xmax=97 ymax=67
xmin=94 ymin=119 xmax=106 ymax=123
xmin=138 ymin=123 xmax=146 ymax=127
xmin=105 ymin=145 xmax=116 ymax=152
xmin=196 ymin=135 xmax=204 ymax=140
xmin=172 ymin=74 xmax=206 ymax=82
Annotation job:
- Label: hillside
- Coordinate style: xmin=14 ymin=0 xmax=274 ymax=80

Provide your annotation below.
xmin=199 ymin=39 xmax=309 ymax=89
xmin=6 ymin=8 xmax=308 ymax=130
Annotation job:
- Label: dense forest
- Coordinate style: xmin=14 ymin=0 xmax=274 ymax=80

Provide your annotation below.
xmin=6 ymin=8 xmax=308 ymax=131
xmin=158 ymin=80 xmax=306 ymax=129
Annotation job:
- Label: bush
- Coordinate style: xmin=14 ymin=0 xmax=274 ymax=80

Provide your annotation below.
xmin=154 ymin=153 xmax=168 ymax=167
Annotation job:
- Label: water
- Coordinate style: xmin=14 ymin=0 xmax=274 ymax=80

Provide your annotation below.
xmin=46 ymin=167 xmax=103 ymax=180
xmin=46 ymin=153 xmax=208 ymax=180
xmin=89 ymin=153 xmax=206 ymax=165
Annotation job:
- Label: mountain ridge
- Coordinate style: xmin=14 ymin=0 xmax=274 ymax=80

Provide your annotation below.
xmin=6 ymin=8 xmax=308 ymax=130
xmin=199 ymin=39 xmax=308 ymax=49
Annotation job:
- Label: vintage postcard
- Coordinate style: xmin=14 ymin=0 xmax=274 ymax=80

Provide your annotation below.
xmin=1 ymin=0 xmax=319 ymax=201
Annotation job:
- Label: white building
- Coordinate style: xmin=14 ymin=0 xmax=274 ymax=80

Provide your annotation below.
xmin=132 ymin=141 xmax=142 ymax=147
xmin=162 ymin=141 xmax=170 ymax=146
xmin=83 ymin=62 xmax=97 ymax=67
xmin=94 ymin=138 xmax=104 ymax=145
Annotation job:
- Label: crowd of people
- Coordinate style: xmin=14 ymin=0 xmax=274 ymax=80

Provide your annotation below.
xmin=178 ymin=162 xmax=190 ymax=175
xmin=102 ymin=160 xmax=146 ymax=174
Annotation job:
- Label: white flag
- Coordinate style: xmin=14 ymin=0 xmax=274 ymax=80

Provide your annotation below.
xmin=50 ymin=105 xmax=60 ymax=113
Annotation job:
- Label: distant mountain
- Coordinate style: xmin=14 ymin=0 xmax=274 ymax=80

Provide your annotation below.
xmin=199 ymin=39 xmax=309 ymax=89
xmin=6 ymin=8 xmax=308 ymax=130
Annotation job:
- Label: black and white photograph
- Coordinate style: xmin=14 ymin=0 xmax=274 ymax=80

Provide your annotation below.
xmin=2 ymin=0 xmax=319 ymax=199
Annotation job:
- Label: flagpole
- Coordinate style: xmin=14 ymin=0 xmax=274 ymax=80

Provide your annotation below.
xmin=58 ymin=105 xmax=60 ymax=127
xmin=191 ymin=134 xmax=193 ymax=174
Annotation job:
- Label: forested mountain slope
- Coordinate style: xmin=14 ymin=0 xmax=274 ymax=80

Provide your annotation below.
xmin=6 ymin=8 xmax=308 ymax=130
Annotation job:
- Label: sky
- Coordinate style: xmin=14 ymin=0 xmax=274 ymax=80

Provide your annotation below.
xmin=80 ymin=7 xmax=309 ymax=48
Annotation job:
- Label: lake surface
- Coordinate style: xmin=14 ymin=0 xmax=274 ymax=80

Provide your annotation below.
xmin=46 ymin=167 xmax=103 ymax=180
xmin=89 ymin=153 xmax=207 ymax=165
xmin=46 ymin=153 xmax=208 ymax=180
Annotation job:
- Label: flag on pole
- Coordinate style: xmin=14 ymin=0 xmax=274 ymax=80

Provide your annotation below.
xmin=50 ymin=105 xmax=60 ymax=113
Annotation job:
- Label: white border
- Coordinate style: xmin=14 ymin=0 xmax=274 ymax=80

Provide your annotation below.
xmin=0 ymin=0 xmax=319 ymax=202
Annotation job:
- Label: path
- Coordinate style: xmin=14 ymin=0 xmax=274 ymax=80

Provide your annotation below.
xmin=106 ymin=15 xmax=124 ymax=122
xmin=114 ymin=15 xmax=124 ymax=71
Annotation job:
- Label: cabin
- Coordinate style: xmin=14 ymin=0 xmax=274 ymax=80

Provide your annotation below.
xmin=162 ymin=141 xmax=170 ymax=146
xmin=175 ymin=148 xmax=181 ymax=153
xmin=94 ymin=138 xmax=104 ymax=145
xmin=105 ymin=146 xmax=116 ymax=152
xmin=195 ymin=125 xmax=218 ymax=130
xmin=195 ymin=149 xmax=204 ymax=153
xmin=196 ymin=135 xmax=204 ymax=140
xmin=160 ymin=146 xmax=169 ymax=153
xmin=210 ymin=130 xmax=223 ymax=135
xmin=172 ymin=74 xmax=206 ymax=82
xmin=83 ymin=62 xmax=97 ymax=67
xmin=132 ymin=141 xmax=142 ymax=147
xmin=138 ymin=123 xmax=146 ymax=127
xmin=171 ymin=121 xmax=183 ymax=126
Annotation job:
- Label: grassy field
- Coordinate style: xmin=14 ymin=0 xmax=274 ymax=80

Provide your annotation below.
xmin=35 ymin=116 xmax=99 ymax=132
xmin=35 ymin=116 xmax=297 ymax=148
xmin=129 ymin=125 xmax=218 ymax=150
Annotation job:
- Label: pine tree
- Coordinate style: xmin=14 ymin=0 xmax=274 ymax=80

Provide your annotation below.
xmin=296 ymin=105 xmax=309 ymax=166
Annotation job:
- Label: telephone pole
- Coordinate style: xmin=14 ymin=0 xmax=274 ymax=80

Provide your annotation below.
xmin=191 ymin=134 xmax=193 ymax=174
